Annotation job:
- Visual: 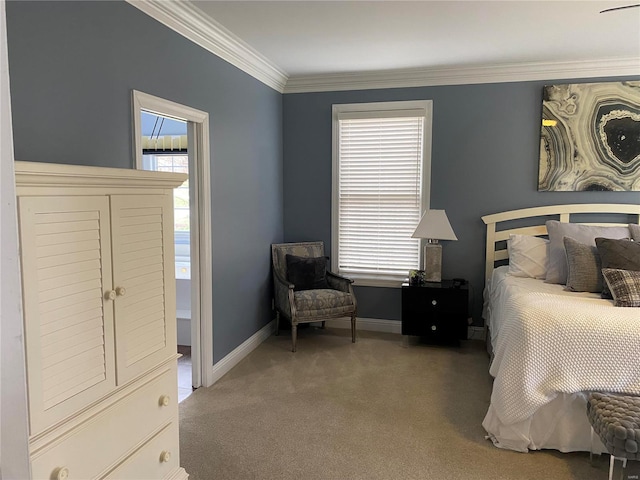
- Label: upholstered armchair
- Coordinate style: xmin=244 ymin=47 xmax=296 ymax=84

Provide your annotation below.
xmin=271 ymin=242 xmax=357 ymax=352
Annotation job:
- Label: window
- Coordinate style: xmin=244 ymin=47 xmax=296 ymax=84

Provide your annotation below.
xmin=141 ymin=152 xmax=190 ymax=280
xmin=332 ymin=100 xmax=432 ymax=287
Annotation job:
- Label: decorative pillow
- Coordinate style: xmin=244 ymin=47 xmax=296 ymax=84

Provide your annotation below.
xmin=507 ymin=234 xmax=548 ymax=279
xmin=564 ymin=237 xmax=602 ymax=293
xmin=630 ymin=224 xmax=640 ymax=241
xmin=285 ymin=254 xmax=329 ymax=291
xmin=595 ymin=237 xmax=640 ymax=298
xmin=545 ymin=221 xmax=630 ymax=285
xmin=602 ymin=268 xmax=640 ymax=307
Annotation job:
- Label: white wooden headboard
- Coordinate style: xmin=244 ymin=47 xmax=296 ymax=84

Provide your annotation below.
xmin=482 ymin=203 xmax=640 ymax=282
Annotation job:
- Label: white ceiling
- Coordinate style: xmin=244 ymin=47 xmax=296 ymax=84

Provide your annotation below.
xmin=191 ymin=0 xmax=640 ymax=77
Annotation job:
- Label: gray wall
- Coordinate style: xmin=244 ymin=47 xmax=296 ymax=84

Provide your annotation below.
xmin=283 ymin=80 xmax=640 ymax=324
xmin=6 ymin=0 xmax=284 ymax=362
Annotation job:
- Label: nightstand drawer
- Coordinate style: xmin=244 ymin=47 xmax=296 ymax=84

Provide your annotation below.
xmin=402 ymin=286 xmax=467 ymax=314
xmin=401 ymin=281 xmax=469 ymax=344
xmin=411 ymin=315 xmax=458 ymax=343
xmin=401 ymin=311 xmax=466 ymax=339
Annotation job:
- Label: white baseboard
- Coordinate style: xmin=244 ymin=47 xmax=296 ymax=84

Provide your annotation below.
xmin=324 ymin=317 xmax=402 ymax=334
xmin=206 ymin=317 xmax=401 ymax=386
xmin=206 ymin=319 xmax=485 ymax=387
xmin=207 ymin=320 xmax=275 ymax=386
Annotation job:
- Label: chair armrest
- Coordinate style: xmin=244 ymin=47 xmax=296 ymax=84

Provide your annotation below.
xmin=274 ymin=268 xmax=294 ymax=290
xmin=273 ymin=269 xmax=295 ymax=318
xmin=326 ymin=271 xmax=353 ymax=292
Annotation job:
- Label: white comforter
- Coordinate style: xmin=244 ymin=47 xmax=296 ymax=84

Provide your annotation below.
xmin=485 ymin=267 xmax=640 ymax=435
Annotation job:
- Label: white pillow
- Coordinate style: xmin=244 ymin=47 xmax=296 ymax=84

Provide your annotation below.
xmin=507 ymin=234 xmax=549 ymax=279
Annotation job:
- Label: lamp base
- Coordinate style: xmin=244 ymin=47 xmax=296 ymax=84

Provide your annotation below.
xmin=423 ymin=243 xmax=442 ymax=283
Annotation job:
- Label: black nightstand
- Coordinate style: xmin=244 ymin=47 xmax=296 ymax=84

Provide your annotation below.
xmin=401 ymin=280 xmax=468 ymax=345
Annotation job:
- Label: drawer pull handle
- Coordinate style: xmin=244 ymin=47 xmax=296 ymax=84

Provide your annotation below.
xmin=53 ymin=467 xmax=69 ymax=480
xmin=431 ymin=325 xmax=437 ymax=331
xmin=105 ymin=290 xmax=116 ymax=301
xmin=159 ymin=395 xmax=171 ymax=407
xmin=160 ymin=450 xmax=172 ymax=463
xmin=115 ymin=286 xmax=126 ymax=297
xmin=431 ymin=300 xmax=437 ymax=306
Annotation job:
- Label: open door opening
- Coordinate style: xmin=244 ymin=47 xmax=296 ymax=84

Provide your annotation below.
xmin=139 ymin=112 xmax=193 ymax=400
xmin=132 ymin=90 xmax=214 ymax=395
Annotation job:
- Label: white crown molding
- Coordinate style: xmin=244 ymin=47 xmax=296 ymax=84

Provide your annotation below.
xmin=127 ymin=0 xmax=288 ymax=93
xmin=125 ymin=1 xmax=638 ymax=95
xmin=284 ymin=57 xmax=640 ymax=94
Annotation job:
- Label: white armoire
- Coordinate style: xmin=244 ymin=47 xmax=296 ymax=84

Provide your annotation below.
xmin=14 ymin=161 xmax=189 ymax=479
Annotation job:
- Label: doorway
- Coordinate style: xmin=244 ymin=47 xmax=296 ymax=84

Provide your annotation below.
xmin=140 ymin=126 xmax=192 ymax=400
xmin=132 ymin=90 xmax=214 ymax=394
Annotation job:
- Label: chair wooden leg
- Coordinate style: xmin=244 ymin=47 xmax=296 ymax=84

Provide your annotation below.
xmin=321 ymin=321 xmax=326 ymax=329
xmin=351 ymin=314 xmax=357 ymax=343
xmin=275 ymin=311 xmax=280 ymax=336
xmin=291 ymin=324 xmax=297 ymax=352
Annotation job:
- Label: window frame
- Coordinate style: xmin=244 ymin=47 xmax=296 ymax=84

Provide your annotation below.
xmin=331 ymin=100 xmax=433 ymax=288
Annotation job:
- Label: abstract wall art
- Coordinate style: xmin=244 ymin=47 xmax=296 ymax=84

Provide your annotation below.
xmin=538 ymin=81 xmax=640 ymax=191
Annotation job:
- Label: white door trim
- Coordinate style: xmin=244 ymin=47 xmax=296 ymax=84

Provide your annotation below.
xmin=131 ymin=90 xmax=214 ymax=388
xmin=1 ymin=0 xmax=31 ymax=474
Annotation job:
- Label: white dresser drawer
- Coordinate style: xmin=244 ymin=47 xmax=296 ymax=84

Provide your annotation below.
xmin=31 ymin=366 xmax=177 ymax=480
xmin=104 ymin=422 xmax=180 ymax=480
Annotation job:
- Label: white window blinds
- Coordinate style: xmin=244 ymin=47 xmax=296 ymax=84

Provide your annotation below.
xmin=334 ymin=107 xmax=427 ymax=284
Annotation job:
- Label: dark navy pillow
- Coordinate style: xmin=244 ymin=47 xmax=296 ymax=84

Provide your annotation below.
xmin=285 ymin=254 xmax=329 ymax=291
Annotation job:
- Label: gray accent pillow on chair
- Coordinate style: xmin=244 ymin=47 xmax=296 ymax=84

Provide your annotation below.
xmin=545 ymin=221 xmax=630 ymax=285
xmin=630 ymin=224 xmax=640 ymax=241
xmin=596 ymin=238 xmax=640 ymax=299
xmin=564 ymin=237 xmax=602 ymax=293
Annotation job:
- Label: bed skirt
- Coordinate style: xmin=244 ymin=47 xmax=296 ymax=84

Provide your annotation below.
xmin=483 ymin=391 xmax=607 ymax=454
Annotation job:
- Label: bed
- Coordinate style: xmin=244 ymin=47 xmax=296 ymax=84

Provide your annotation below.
xmin=481 ymin=204 xmax=640 ymax=453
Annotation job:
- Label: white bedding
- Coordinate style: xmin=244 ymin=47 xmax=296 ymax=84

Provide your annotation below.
xmin=483 ymin=266 xmax=640 ymax=452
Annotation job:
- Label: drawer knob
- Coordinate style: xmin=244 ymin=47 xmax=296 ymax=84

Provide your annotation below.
xmin=115 ymin=286 xmax=126 ymax=297
xmin=159 ymin=395 xmax=171 ymax=407
xmin=431 ymin=325 xmax=437 ymax=331
xmin=53 ymin=467 xmax=69 ymax=480
xmin=160 ymin=450 xmax=172 ymax=463
xmin=431 ymin=299 xmax=437 ymax=306
xmin=105 ymin=290 xmax=116 ymax=301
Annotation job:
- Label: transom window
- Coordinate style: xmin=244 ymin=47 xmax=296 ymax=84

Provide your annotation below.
xmin=332 ymin=100 xmax=432 ymax=287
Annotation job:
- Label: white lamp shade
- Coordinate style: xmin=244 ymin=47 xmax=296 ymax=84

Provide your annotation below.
xmin=411 ymin=209 xmax=458 ymax=241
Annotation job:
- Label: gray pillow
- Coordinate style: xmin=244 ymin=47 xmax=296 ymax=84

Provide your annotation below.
xmin=602 ymin=268 xmax=640 ymax=307
xmin=545 ymin=221 xmax=630 ymax=285
xmin=564 ymin=237 xmax=602 ymax=293
xmin=630 ymin=224 xmax=640 ymax=241
xmin=595 ymin=237 xmax=640 ymax=298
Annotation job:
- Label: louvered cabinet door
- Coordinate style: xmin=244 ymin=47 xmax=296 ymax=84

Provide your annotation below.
xmin=110 ymin=195 xmax=177 ymax=385
xmin=18 ymin=196 xmax=117 ymax=434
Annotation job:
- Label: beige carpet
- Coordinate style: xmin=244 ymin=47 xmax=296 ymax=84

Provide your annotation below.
xmin=179 ymin=328 xmax=608 ymax=479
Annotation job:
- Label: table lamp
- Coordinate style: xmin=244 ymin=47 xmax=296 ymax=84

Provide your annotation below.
xmin=411 ymin=209 xmax=458 ymax=282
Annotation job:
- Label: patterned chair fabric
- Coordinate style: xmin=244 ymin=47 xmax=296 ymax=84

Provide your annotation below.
xmin=271 ymin=241 xmax=357 ymax=352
